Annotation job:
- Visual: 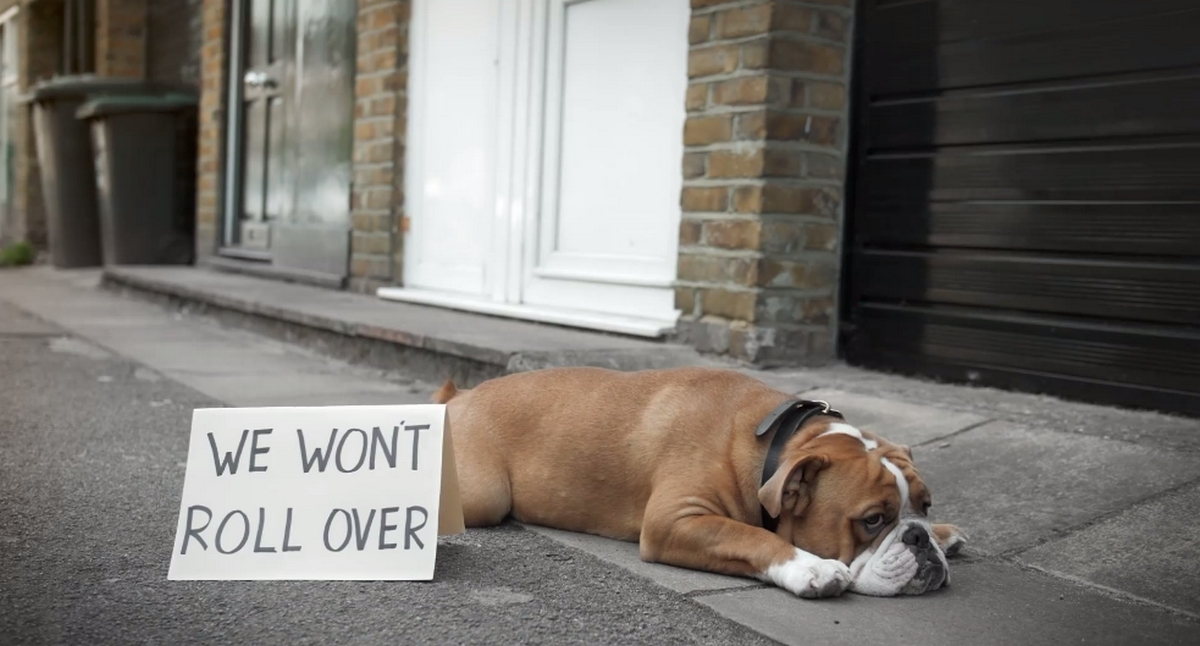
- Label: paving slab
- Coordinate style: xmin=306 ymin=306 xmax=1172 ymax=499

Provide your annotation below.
xmin=800 ymin=388 xmax=990 ymax=448
xmin=179 ymin=372 xmax=415 ymax=405
xmin=735 ymin=367 xmax=821 ymax=395
xmin=0 ymin=268 xmax=441 ymax=410
xmin=0 ymin=301 xmax=58 ymax=336
xmin=41 ymin=314 xmax=217 ymax=344
xmin=525 ymin=525 xmax=759 ymax=595
xmin=758 ymin=366 xmax=1200 ymax=453
xmin=697 ymin=561 xmax=1200 ymax=646
xmin=92 ymin=339 xmax=304 ymax=375
xmin=914 ymin=421 xmax=1200 ymax=555
xmin=47 ymin=336 xmax=115 ymax=360
xmin=232 ymin=389 xmax=437 ymax=408
xmin=1019 ymin=480 xmax=1200 ymax=617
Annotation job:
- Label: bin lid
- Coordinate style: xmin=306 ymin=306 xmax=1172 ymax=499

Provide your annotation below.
xmin=76 ymin=93 xmax=199 ymax=120
xmin=21 ymin=74 xmax=154 ymax=104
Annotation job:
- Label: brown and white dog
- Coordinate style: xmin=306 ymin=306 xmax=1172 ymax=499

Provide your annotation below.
xmin=434 ymin=366 xmax=966 ymax=598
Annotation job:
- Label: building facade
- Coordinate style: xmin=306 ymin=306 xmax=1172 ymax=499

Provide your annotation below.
xmin=7 ymin=1 xmax=1194 ymax=415
xmin=195 ymin=0 xmax=1200 ymax=415
xmin=196 ymin=0 xmax=855 ymax=368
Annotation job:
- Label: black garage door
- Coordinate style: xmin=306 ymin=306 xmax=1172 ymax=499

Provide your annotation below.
xmin=843 ymin=0 xmax=1200 ymax=416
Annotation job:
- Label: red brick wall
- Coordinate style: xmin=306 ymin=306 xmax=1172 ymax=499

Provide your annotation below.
xmin=193 ymin=0 xmax=226 ymax=260
xmin=348 ymin=0 xmax=410 ymax=292
xmin=675 ymin=0 xmax=854 ymax=365
xmin=96 ymin=0 xmax=147 ymax=79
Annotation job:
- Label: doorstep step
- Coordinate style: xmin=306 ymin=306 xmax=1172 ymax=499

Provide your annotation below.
xmin=101 ymin=266 xmax=722 ymax=387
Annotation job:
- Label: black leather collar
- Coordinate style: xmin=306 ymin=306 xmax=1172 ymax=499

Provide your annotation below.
xmin=756 ymin=399 xmax=843 ymax=532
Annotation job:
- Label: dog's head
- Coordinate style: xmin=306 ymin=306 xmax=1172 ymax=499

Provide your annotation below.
xmin=758 ymin=419 xmax=955 ymax=596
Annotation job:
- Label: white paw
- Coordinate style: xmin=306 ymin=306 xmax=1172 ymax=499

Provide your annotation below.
xmin=765 ymin=551 xmax=852 ymax=599
xmin=939 ymin=528 xmax=968 ymax=557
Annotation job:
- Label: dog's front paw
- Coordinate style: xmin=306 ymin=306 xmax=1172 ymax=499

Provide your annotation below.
xmin=932 ymin=523 xmax=968 ymax=557
xmin=765 ymin=550 xmax=851 ymax=599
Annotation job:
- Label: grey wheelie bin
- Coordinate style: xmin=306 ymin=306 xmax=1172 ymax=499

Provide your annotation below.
xmin=25 ymin=75 xmax=150 ymax=267
xmin=77 ymin=93 xmax=198 ymax=266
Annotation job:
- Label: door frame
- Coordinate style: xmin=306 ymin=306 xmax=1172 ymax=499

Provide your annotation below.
xmin=220 ymin=0 xmax=295 ymax=259
xmin=0 ymin=6 xmax=18 ymax=243
xmin=220 ymin=0 xmax=251 ymax=253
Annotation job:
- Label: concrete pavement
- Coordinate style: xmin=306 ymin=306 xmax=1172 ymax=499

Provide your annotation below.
xmin=2 ymin=266 xmax=1199 ymax=645
xmin=0 ymin=318 xmax=771 ymax=645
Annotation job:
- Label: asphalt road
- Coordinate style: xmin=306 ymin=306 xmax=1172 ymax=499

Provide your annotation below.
xmin=0 ymin=329 xmax=776 ymax=645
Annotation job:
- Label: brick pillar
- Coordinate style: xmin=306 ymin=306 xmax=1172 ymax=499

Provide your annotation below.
xmin=675 ymin=0 xmax=853 ymax=366
xmin=12 ymin=0 xmax=67 ymax=250
xmin=96 ymin=0 xmax=147 ymax=79
xmin=348 ymin=0 xmax=409 ymax=293
xmin=193 ymin=0 xmax=226 ymax=260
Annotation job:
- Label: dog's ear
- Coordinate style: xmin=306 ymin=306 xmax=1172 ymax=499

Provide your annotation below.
xmin=758 ymin=453 xmax=830 ymax=519
xmin=432 ymin=379 xmax=458 ymax=404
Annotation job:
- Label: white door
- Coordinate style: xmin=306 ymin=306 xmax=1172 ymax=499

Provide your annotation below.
xmin=403 ymin=0 xmax=501 ymax=297
xmin=391 ymin=0 xmax=688 ymax=336
xmin=522 ymin=0 xmax=688 ymax=323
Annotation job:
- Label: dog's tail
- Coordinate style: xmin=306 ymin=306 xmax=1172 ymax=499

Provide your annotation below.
xmin=432 ymin=378 xmax=461 ymax=404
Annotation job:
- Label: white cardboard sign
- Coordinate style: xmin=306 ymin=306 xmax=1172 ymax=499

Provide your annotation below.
xmin=168 ymin=404 xmax=464 ymax=581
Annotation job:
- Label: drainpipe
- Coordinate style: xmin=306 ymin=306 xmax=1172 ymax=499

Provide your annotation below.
xmin=60 ymin=0 xmax=95 ymax=75
xmin=79 ymin=0 xmax=93 ymax=73
xmin=62 ymin=0 xmax=73 ymax=73
xmin=142 ymin=0 xmax=149 ymax=80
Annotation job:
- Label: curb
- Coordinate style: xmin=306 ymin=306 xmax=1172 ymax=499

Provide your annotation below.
xmin=100 ymin=267 xmax=725 ymax=388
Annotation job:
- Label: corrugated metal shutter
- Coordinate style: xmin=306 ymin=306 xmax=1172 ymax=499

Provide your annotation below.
xmin=844 ymin=0 xmax=1200 ymax=416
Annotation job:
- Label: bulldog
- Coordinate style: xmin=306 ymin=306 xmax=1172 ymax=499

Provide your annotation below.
xmin=434 ymin=366 xmax=966 ymax=598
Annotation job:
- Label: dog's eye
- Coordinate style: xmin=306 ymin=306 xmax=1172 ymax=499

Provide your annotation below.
xmin=862 ymin=514 xmax=886 ymax=531
xmin=921 ymin=501 xmax=931 ymax=516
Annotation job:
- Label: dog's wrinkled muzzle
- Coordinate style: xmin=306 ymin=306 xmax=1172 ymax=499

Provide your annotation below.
xmin=847 ymin=520 xmax=950 ymax=596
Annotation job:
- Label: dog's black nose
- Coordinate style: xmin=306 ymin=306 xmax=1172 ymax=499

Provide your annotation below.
xmin=902 ymin=525 xmax=931 ymax=549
